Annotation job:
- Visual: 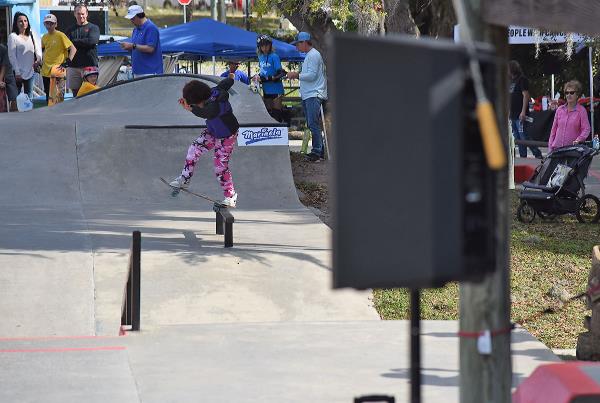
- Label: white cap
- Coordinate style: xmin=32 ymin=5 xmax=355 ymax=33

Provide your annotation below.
xmin=125 ymin=5 xmax=144 ymax=19
xmin=43 ymin=14 xmax=57 ymax=24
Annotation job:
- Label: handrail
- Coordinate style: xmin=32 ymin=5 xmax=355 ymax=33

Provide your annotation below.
xmin=121 ymin=231 xmax=141 ymax=331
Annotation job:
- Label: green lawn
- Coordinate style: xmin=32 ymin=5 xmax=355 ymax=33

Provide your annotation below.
xmin=373 ymin=190 xmax=599 ymax=349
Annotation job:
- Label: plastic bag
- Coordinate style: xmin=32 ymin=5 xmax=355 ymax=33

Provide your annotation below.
xmin=16 ymin=89 xmax=33 ymax=112
xmin=547 ymin=164 xmax=572 ymax=188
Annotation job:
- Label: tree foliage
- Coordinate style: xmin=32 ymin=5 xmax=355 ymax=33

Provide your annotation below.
xmin=254 ymin=0 xmax=455 ymax=64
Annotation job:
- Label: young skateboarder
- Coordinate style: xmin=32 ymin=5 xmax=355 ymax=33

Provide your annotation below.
xmin=76 ymin=66 xmax=99 ymax=97
xmin=170 ymin=77 xmax=239 ymax=208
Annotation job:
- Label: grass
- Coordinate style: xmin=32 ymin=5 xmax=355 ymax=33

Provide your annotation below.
xmin=373 ymin=190 xmax=600 ymax=349
xmin=108 ymin=8 xmax=281 ymax=37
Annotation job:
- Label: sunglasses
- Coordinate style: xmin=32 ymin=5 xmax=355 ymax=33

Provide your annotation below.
xmin=565 ymin=91 xmax=577 ymax=95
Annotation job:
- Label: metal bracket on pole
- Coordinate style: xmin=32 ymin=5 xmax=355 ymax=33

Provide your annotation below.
xmin=320 ymin=104 xmax=330 ymax=160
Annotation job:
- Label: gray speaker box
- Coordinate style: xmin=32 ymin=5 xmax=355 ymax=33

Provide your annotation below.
xmin=331 ymin=34 xmax=500 ymax=289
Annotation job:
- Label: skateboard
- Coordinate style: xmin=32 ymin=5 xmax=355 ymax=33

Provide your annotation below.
xmin=159 ymin=177 xmax=227 ymax=208
xmin=48 ymin=65 xmax=66 ymax=106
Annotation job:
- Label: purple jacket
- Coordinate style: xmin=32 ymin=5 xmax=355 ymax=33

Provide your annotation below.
xmin=191 ymin=78 xmax=239 ymax=138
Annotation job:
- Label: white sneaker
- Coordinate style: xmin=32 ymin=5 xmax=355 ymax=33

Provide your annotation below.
xmin=221 ymin=192 xmax=238 ymax=208
xmin=169 ymin=175 xmax=190 ymax=189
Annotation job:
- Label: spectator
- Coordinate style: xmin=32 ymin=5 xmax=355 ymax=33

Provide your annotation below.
xmin=120 ymin=5 xmax=163 ymax=77
xmin=0 ymin=43 xmax=18 ymax=112
xmin=8 ymin=12 xmax=42 ymax=99
xmin=65 ymin=4 xmax=100 ymax=95
xmin=220 ymin=61 xmax=249 ymax=84
xmin=255 ymin=35 xmax=286 ymax=122
xmin=548 ymin=80 xmax=591 ymax=152
xmin=41 ymin=14 xmax=76 ymax=104
xmin=287 ymin=32 xmax=327 ymax=162
xmin=509 ymin=60 xmax=542 ymax=159
xmin=76 ymin=66 xmax=99 ymax=97
xmin=169 ymin=78 xmax=240 ymax=208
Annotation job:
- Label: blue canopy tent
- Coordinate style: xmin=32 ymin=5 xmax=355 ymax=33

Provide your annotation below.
xmin=98 ymin=18 xmax=304 ymax=61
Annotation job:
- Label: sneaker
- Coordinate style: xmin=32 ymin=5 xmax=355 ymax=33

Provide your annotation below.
xmin=221 ymin=192 xmax=238 ymax=208
xmin=306 ymin=152 xmax=321 ymax=162
xmin=169 ymin=175 xmax=190 ymax=189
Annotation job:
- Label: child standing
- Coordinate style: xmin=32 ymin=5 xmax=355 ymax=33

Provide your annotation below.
xmin=255 ymin=35 xmax=286 ymax=122
xmin=170 ymin=77 xmax=239 ymax=207
xmin=76 ymin=66 xmax=99 ymax=97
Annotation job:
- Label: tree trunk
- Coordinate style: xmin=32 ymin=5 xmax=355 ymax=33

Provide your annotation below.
xmin=281 ymin=11 xmax=336 ymax=67
xmin=410 ymin=0 xmax=456 ymax=38
xmin=217 ymin=0 xmax=226 ymax=22
xmin=186 ymin=1 xmax=193 ymax=22
xmin=385 ymin=0 xmax=418 ymax=35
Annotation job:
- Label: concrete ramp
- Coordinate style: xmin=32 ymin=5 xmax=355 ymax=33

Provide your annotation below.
xmin=75 ymin=124 xmax=301 ymax=209
xmin=0 ymin=121 xmax=79 ymax=207
xmin=45 ymin=74 xmax=274 ymax=126
xmin=0 ymin=75 xmax=560 ymax=401
xmin=0 ymin=75 xmax=375 ymax=338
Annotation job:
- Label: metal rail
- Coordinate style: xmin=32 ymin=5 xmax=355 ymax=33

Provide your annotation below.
xmin=121 ymin=231 xmax=141 ymax=331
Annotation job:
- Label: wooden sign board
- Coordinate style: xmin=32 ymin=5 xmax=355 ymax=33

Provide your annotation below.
xmin=483 ymin=0 xmax=600 ymax=36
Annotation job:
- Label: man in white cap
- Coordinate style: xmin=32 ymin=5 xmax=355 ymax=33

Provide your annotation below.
xmin=41 ymin=13 xmax=77 ymax=104
xmin=287 ymin=31 xmax=328 ymax=162
xmin=120 ymin=5 xmax=163 ymax=77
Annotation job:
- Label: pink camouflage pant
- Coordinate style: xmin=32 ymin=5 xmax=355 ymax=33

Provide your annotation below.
xmin=180 ymin=129 xmax=237 ymax=197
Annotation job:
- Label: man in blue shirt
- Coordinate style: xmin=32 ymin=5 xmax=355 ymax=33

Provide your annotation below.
xmin=120 ymin=5 xmax=163 ymax=77
xmin=220 ymin=61 xmax=249 ymax=85
xmin=287 ymin=32 xmax=328 ymax=162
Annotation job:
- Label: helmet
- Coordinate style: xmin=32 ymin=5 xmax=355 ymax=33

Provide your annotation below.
xmin=83 ymin=66 xmax=99 ymax=78
xmin=257 ymin=34 xmax=272 ymax=48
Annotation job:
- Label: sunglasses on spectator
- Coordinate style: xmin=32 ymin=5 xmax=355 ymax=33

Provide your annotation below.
xmin=565 ymin=91 xmax=577 ymax=95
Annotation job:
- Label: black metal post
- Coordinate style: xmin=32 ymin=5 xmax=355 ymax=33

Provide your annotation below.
xmin=225 ymin=220 xmax=233 ymax=247
xmin=216 ymin=211 xmax=224 ymax=235
xmin=410 ymin=288 xmax=421 ymax=403
xmin=131 ymin=231 xmax=141 ymax=331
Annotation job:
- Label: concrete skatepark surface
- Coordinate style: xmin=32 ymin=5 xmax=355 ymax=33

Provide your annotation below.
xmin=0 ymin=75 xmax=557 ymax=401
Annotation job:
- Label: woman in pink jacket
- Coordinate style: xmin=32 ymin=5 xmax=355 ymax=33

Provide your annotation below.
xmin=548 ymin=80 xmax=591 ymax=152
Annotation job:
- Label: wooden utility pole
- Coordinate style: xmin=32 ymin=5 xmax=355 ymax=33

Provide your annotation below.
xmin=458 ymin=0 xmax=511 ymax=402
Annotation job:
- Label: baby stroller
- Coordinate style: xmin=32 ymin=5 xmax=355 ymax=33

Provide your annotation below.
xmin=517 ymin=144 xmax=600 ymax=223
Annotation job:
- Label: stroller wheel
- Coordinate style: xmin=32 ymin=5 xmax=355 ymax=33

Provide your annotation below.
xmin=517 ymin=202 xmax=536 ymax=223
xmin=576 ymin=194 xmax=600 ymax=223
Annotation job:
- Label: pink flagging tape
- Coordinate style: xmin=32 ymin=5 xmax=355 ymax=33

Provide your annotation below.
xmin=0 ymin=335 xmax=121 ymax=342
xmin=0 ymin=346 xmax=126 ymax=353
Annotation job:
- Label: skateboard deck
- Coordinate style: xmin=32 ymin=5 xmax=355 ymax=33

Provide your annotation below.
xmin=159 ymin=177 xmax=227 ymax=208
xmin=48 ymin=65 xmax=66 ymax=106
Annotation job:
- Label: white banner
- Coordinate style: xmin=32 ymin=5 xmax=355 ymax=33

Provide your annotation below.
xmin=508 ymin=26 xmax=588 ymax=45
xmin=237 ymin=126 xmax=289 ymax=146
xmin=454 ymin=24 xmax=589 ymax=45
